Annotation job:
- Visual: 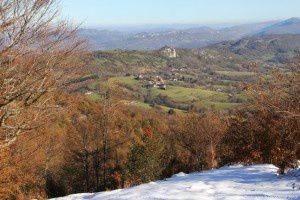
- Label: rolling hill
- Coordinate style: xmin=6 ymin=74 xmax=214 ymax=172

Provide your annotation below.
xmin=258 ymin=18 xmax=300 ymax=35
xmin=212 ymin=34 xmax=300 ymax=61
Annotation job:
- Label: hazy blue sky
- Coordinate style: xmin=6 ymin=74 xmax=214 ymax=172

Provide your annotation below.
xmin=61 ymin=0 xmax=300 ymax=26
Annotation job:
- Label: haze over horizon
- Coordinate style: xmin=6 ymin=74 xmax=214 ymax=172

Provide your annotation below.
xmin=61 ymin=0 xmax=300 ymax=30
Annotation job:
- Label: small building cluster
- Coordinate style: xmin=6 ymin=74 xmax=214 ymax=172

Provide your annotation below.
xmin=134 ymin=74 xmax=167 ymax=90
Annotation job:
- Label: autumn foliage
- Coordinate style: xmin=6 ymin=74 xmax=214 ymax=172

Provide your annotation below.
xmin=220 ymin=71 xmax=300 ymax=174
xmin=0 ymin=1 xmax=299 ymax=199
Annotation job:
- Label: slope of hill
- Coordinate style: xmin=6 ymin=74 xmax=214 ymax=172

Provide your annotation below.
xmin=258 ymin=18 xmax=300 ymax=35
xmin=212 ymin=34 xmax=300 ymax=62
xmin=52 ymin=164 xmax=300 ymax=200
xmin=220 ymin=21 xmax=278 ymax=39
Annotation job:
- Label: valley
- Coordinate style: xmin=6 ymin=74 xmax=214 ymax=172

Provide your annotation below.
xmin=74 ymin=34 xmax=300 ymax=113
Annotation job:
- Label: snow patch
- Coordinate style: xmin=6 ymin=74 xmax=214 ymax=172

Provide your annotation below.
xmin=171 ymin=172 xmax=186 ymax=178
xmin=52 ymin=164 xmax=300 ymax=200
xmin=287 ymin=168 xmax=300 ymax=177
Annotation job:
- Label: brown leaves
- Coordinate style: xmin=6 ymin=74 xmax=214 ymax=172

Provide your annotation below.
xmin=172 ymin=111 xmax=227 ymax=170
xmin=221 ymin=70 xmax=300 ymax=173
xmin=0 ymin=0 xmax=85 ymax=148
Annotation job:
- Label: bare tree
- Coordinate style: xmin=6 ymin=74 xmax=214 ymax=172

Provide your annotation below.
xmin=200 ymin=112 xmax=227 ymax=169
xmin=0 ymin=0 xmax=84 ymax=148
xmin=174 ymin=112 xmax=227 ymax=170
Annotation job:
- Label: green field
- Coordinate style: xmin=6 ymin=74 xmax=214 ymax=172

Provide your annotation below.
xmin=195 ymin=101 xmax=240 ymax=109
xmin=87 ymin=93 xmax=102 ymax=101
xmin=108 ymin=76 xmax=140 ymax=86
xmin=151 ymin=86 xmax=229 ymax=102
xmin=88 ymin=81 xmax=99 ymax=90
xmin=91 ymin=76 xmax=241 ymax=110
xmin=216 ymin=71 xmax=256 ymax=77
xmin=122 ymin=100 xmax=186 ymax=113
xmin=150 ymin=85 xmax=239 ymax=109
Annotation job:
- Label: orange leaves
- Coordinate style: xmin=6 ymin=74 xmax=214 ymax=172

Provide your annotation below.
xmin=143 ymin=127 xmax=153 ymax=138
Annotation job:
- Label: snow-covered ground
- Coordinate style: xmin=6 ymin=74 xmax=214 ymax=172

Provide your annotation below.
xmin=53 ymin=164 xmax=300 ymax=200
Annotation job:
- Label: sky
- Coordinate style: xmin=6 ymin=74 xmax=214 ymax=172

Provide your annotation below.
xmin=61 ymin=0 xmax=300 ymax=27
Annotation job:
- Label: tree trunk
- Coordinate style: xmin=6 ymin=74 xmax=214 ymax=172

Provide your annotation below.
xmin=84 ymin=151 xmax=90 ymax=192
xmin=102 ymin=90 xmax=110 ymax=190
xmin=93 ymin=150 xmax=101 ymax=191
xmin=210 ymin=139 xmax=217 ymax=169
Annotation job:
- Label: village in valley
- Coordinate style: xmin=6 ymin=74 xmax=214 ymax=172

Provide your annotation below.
xmin=83 ymin=43 xmax=251 ymax=110
xmin=132 ymin=46 xmax=182 ymax=90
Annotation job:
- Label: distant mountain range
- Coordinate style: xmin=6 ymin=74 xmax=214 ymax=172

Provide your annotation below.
xmin=79 ymin=18 xmax=300 ymax=50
